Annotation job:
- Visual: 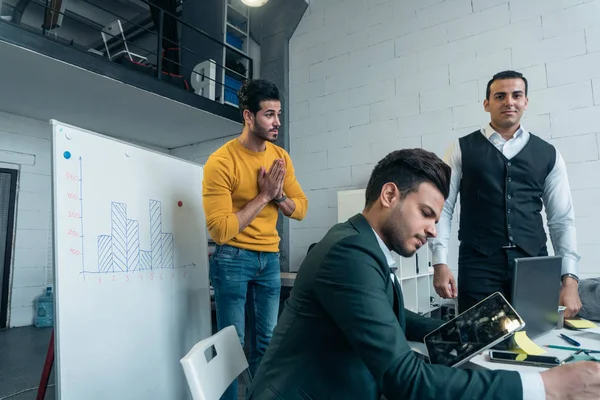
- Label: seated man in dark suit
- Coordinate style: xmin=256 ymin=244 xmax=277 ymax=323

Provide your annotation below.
xmin=247 ymin=148 xmax=600 ymax=400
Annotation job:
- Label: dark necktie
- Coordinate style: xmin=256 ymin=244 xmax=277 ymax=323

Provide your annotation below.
xmin=390 ymin=269 xmax=401 ymax=319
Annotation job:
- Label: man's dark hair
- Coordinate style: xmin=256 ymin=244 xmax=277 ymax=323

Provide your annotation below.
xmin=364 ymin=148 xmax=451 ymax=208
xmin=486 ymin=70 xmax=528 ymax=100
xmin=237 ymin=79 xmax=280 ymax=121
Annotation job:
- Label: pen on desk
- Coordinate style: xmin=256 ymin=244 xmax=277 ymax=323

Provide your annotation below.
xmin=559 ymin=333 xmax=581 ymax=347
xmin=545 ymin=344 xmax=600 ymax=353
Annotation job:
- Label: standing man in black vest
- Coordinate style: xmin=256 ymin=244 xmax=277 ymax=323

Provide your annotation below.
xmin=430 ymin=70 xmax=582 ymax=318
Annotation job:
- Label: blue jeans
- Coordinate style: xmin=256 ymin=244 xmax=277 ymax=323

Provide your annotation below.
xmin=209 ymin=244 xmax=281 ymax=400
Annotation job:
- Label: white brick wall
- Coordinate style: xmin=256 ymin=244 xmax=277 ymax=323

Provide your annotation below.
xmin=288 ymin=0 xmax=600 ymax=283
xmin=170 ymin=134 xmax=238 ymax=165
xmin=0 ymin=112 xmax=53 ymax=327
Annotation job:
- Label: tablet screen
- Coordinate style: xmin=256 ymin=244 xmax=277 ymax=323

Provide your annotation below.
xmin=424 ymin=292 xmax=524 ymax=368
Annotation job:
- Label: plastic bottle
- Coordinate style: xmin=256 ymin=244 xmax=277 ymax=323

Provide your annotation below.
xmin=34 ymin=287 xmax=54 ymax=328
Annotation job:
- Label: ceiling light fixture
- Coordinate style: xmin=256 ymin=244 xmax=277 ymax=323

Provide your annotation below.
xmin=241 ymin=0 xmax=269 ymax=7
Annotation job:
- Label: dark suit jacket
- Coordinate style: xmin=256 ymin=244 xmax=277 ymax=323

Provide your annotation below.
xmin=247 ymin=214 xmax=523 ymax=400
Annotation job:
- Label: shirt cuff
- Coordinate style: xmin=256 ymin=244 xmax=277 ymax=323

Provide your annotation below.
xmin=561 ymin=256 xmax=578 ymax=278
xmin=519 ymin=371 xmax=546 ymax=400
xmin=431 ymin=248 xmax=448 ymax=266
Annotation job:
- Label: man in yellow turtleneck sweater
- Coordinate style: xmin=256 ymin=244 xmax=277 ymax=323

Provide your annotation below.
xmin=202 ymin=79 xmax=307 ymax=400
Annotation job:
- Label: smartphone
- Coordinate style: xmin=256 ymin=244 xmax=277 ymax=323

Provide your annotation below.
xmin=489 ymin=350 xmax=561 ymax=368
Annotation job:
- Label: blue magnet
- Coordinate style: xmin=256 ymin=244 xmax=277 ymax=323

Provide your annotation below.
xmin=64 ymin=151 xmax=71 ymax=159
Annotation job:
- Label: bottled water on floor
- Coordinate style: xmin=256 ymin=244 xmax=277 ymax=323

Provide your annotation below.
xmin=34 ymin=287 xmax=54 ymax=328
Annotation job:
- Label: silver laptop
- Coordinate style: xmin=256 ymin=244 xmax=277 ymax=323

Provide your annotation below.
xmin=511 ymin=256 xmax=562 ymax=339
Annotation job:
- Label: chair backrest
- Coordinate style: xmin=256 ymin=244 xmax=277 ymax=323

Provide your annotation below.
xmin=180 ymin=325 xmax=249 ymax=400
xmin=101 ymin=20 xmax=130 ymax=61
xmin=191 ymin=60 xmax=217 ymax=100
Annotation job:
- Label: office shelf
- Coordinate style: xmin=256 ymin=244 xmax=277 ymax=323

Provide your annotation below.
xmin=220 ymin=0 xmax=250 ymax=107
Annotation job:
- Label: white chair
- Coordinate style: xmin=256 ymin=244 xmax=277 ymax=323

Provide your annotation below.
xmin=191 ymin=60 xmax=217 ymax=100
xmin=181 ymin=325 xmax=251 ymax=400
xmin=101 ymin=20 xmax=147 ymax=62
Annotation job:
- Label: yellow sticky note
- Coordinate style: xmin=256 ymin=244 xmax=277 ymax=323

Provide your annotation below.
xmin=565 ymin=318 xmax=598 ymax=329
xmin=514 ymin=331 xmax=547 ymax=355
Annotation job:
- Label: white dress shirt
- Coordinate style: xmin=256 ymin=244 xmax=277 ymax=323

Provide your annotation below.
xmin=429 ymin=124 xmax=580 ymax=277
xmin=372 ymin=229 xmax=546 ymax=399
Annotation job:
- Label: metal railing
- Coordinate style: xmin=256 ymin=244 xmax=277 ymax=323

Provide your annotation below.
xmin=0 ymin=0 xmax=253 ymax=106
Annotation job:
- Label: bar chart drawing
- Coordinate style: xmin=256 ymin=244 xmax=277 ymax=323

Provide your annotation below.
xmin=96 ymin=200 xmax=174 ymax=273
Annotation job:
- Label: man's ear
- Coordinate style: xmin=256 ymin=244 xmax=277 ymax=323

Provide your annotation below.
xmin=243 ymin=109 xmax=254 ymax=126
xmin=483 ymin=98 xmax=490 ymax=112
xmin=380 ymin=183 xmax=399 ymax=208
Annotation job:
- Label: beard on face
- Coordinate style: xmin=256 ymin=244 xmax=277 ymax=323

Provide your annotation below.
xmin=381 ymin=204 xmax=417 ymax=258
xmin=251 ymin=122 xmax=278 ymax=143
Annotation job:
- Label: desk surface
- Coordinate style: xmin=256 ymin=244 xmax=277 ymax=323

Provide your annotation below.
xmin=409 ymin=326 xmax=600 ymax=373
xmin=469 ymin=327 xmax=600 ymax=373
xmin=281 ymin=272 xmax=297 ymax=287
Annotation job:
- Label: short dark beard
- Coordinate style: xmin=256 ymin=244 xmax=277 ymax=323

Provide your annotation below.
xmin=252 ymin=125 xmax=276 ymax=143
xmin=381 ymin=205 xmax=415 ymax=258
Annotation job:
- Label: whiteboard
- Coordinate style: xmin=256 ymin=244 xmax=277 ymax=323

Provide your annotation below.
xmin=51 ymin=120 xmax=211 ymax=400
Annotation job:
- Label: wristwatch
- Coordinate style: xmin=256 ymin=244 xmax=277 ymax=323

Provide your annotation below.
xmin=561 ymin=273 xmax=579 ymax=283
xmin=274 ymin=195 xmax=287 ymax=204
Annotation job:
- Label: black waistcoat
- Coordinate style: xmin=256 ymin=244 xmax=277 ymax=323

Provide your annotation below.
xmin=458 ymin=130 xmax=556 ymax=256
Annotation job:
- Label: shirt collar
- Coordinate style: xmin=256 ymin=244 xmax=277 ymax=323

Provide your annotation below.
xmin=371 ymin=229 xmax=396 ymax=268
xmin=482 ymin=123 xmax=527 ymax=141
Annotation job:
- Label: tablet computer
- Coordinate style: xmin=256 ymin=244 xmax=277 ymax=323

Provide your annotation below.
xmin=424 ymin=292 xmax=525 ymax=368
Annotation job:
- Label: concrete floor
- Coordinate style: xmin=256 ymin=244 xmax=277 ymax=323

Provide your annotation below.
xmin=0 ymin=326 xmax=55 ymax=400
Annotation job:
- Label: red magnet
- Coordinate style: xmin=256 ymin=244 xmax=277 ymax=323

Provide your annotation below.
xmin=178 ymin=201 xmax=183 ymax=207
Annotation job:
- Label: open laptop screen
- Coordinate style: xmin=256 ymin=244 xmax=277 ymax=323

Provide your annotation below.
xmin=424 ymin=292 xmax=525 ymax=368
xmin=511 ymin=256 xmax=562 ymax=339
